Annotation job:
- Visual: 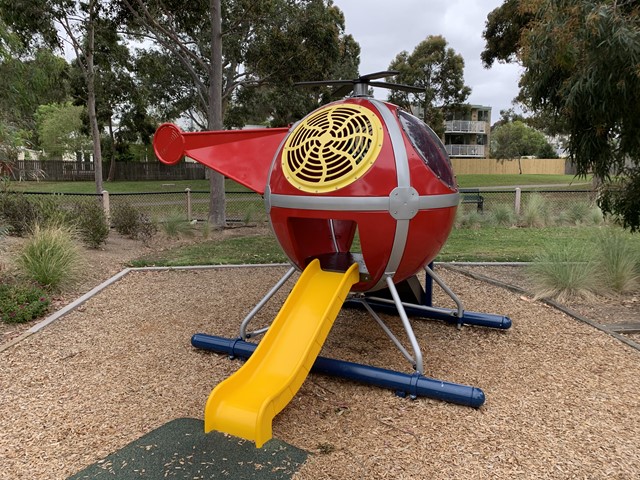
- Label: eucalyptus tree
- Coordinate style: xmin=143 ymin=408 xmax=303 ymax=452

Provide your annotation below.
xmin=68 ymin=21 xmax=153 ymax=181
xmin=482 ymin=0 xmax=640 ymax=231
xmin=0 ymin=0 xmax=120 ymax=194
xmin=120 ymin=0 xmax=359 ymax=227
xmin=0 ymin=48 xmax=70 ymax=148
xmin=387 ymin=35 xmax=471 ymax=137
xmin=492 ymin=120 xmax=555 ymax=174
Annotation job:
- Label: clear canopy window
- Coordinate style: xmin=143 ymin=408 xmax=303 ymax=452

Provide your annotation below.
xmin=397 ymin=110 xmax=456 ymax=189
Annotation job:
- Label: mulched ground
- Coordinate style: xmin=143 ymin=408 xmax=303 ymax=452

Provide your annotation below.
xmin=1 ymin=262 xmax=639 ymax=479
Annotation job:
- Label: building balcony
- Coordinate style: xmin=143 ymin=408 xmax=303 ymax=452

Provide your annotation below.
xmin=445 ymin=120 xmax=487 ymax=134
xmin=445 ymin=144 xmax=485 ymax=158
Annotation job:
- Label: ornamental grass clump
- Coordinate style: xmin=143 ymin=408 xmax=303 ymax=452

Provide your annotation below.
xmin=528 ymin=240 xmax=600 ymax=302
xmin=16 ymin=224 xmax=84 ymax=291
xmin=491 ymin=204 xmax=516 ymax=227
xmin=161 ymin=211 xmax=194 ymax=239
xmin=596 ymin=230 xmax=639 ymax=294
xmin=0 ymin=283 xmax=50 ymax=324
xmin=520 ymin=193 xmax=549 ymax=227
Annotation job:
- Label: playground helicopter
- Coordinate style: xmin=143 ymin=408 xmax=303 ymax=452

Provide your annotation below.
xmin=154 ymin=71 xmax=459 ymax=292
xmin=153 ymin=71 xmax=510 ymax=447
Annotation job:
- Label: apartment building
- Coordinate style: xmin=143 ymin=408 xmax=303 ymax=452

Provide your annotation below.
xmin=444 ymin=105 xmax=491 ymax=158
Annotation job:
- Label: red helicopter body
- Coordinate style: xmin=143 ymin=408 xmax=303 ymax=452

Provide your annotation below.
xmin=153 ymin=97 xmax=459 ymax=291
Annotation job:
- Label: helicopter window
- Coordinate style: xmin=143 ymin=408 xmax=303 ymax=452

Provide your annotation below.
xmin=397 ymin=110 xmax=455 ymax=189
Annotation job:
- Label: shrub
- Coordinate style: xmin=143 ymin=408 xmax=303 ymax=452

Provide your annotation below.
xmin=0 ymin=283 xmax=50 ymax=324
xmin=32 ymin=196 xmax=72 ymax=227
xmin=71 ymin=199 xmax=110 ymax=248
xmin=137 ymin=214 xmax=158 ymax=246
xmin=596 ymin=230 xmax=639 ymax=294
xmin=528 ymin=240 xmax=600 ymax=302
xmin=16 ymin=224 xmax=84 ymax=291
xmin=0 ymin=192 xmax=37 ymax=236
xmin=111 ymin=202 xmax=141 ymax=238
xmin=520 ymin=193 xmax=549 ymax=227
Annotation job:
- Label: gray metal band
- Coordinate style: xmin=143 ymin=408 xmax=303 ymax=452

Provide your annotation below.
xmin=370 ymin=99 xmax=410 ymax=188
xmin=268 ymin=192 xmax=459 ymax=212
xmin=369 ymin=100 xmax=409 ymax=287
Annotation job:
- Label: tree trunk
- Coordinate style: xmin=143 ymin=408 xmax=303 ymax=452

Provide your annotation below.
xmin=107 ymin=116 xmax=116 ymax=182
xmin=207 ymin=0 xmax=225 ymax=228
xmin=86 ymin=4 xmax=103 ymax=195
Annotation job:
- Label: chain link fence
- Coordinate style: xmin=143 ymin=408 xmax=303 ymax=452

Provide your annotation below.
xmin=458 ymin=189 xmax=598 ymax=219
xmin=3 ymin=188 xmax=597 ymax=227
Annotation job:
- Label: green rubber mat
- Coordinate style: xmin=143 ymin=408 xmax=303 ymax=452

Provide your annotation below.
xmin=68 ymin=418 xmax=307 ymax=479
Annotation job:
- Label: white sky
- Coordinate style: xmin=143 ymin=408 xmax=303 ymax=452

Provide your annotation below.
xmin=332 ymin=0 xmax=523 ymax=123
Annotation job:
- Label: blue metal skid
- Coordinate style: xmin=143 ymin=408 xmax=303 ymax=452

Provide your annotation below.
xmin=344 ymin=298 xmax=512 ymax=330
xmin=191 ymin=334 xmax=486 ymax=408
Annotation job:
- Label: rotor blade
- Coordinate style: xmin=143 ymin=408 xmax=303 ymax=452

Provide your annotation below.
xmin=295 ymin=80 xmax=352 ymax=88
xmin=360 ymin=70 xmax=399 ymax=81
xmin=369 ymin=81 xmax=425 ymax=93
xmin=331 ymin=84 xmax=355 ymax=98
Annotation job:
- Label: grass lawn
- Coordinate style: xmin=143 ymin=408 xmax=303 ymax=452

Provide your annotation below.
xmin=438 ymin=226 xmax=637 ymax=262
xmin=7 ymin=174 xmax=590 ymax=194
xmin=456 ymin=174 xmax=592 ymax=189
xmin=130 ymin=225 xmax=639 ymax=266
xmin=5 ymin=178 xmax=250 ymax=194
xmin=130 ymin=233 xmax=286 ymax=267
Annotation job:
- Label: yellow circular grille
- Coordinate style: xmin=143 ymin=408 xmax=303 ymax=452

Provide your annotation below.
xmin=282 ymin=104 xmax=383 ymax=193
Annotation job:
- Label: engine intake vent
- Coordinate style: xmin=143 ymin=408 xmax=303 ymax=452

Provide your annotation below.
xmin=282 ymin=104 xmax=383 ymax=193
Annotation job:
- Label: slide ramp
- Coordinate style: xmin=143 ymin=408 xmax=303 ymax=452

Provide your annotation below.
xmin=204 ymin=258 xmax=360 ymax=447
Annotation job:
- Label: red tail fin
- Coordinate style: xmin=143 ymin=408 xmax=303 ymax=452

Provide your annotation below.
xmin=153 ymin=123 xmax=289 ymax=195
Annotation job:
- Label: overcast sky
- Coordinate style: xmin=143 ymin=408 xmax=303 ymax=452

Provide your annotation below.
xmin=331 ymin=0 xmax=522 ymax=122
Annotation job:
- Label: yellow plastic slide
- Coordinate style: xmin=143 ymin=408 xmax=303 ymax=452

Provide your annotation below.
xmin=204 ymin=258 xmax=359 ymax=447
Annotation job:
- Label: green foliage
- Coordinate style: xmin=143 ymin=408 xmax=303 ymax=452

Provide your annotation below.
xmin=111 ymin=202 xmax=141 ymax=238
xmin=161 ymin=211 xmax=194 ymax=239
xmin=0 ymin=283 xmax=50 ymax=324
xmin=0 ymin=48 xmax=70 ymax=143
xmin=588 ymin=206 xmax=604 ymax=226
xmin=387 ymin=35 xmax=471 ymax=135
xmin=16 ymin=224 xmax=83 ymax=291
xmin=456 ymin=209 xmax=484 ymax=229
xmin=596 ymin=230 xmax=639 ymax=294
xmin=35 ymin=102 xmax=90 ymax=159
xmin=564 ymin=201 xmax=591 ymax=225
xmin=137 ymin=214 xmax=158 ymax=246
xmin=491 ymin=204 xmax=516 ymax=227
xmin=599 ymin=174 xmax=640 ymax=232
xmin=111 ymin=201 xmax=157 ymax=244
xmin=482 ymin=0 xmax=640 ymax=230
xmin=528 ymin=240 xmax=600 ymax=302
xmin=0 ymin=192 xmax=37 ymax=236
xmin=528 ymin=228 xmax=639 ymax=300
xmin=520 ymin=193 xmax=549 ymax=227
xmin=71 ymin=199 xmax=110 ymax=248
xmin=481 ymin=0 xmax=534 ymax=68
xmin=127 ymin=0 xmax=359 ymax=129
xmin=32 ymin=195 xmax=72 ymax=227
xmin=491 ymin=120 xmax=552 ymax=162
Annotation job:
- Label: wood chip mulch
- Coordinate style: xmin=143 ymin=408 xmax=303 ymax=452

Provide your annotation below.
xmin=1 ymin=266 xmax=639 ymax=480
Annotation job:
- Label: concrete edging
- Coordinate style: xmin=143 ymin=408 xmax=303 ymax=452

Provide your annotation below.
xmin=0 ymin=263 xmax=290 ymax=353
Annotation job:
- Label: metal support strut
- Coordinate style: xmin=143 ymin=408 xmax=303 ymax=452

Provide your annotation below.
xmin=239 ymin=266 xmax=296 ymax=340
